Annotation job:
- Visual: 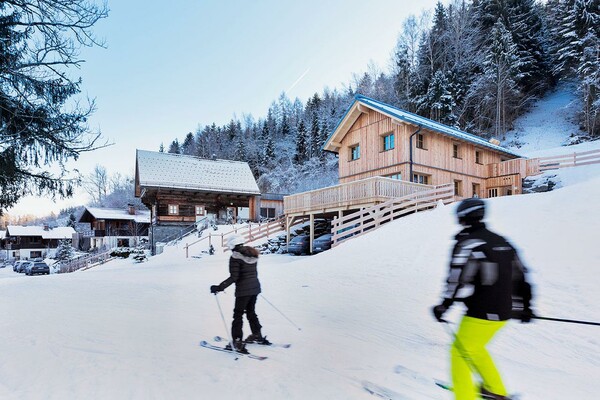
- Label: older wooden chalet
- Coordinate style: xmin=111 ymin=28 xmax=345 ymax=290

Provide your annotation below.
xmin=283 ymin=95 xmax=539 ymax=250
xmin=3 ymin=225 xmax=75 ymax=261
xmin=135 ymin=150 xmax=262 ymax=248
xmin=77 ymin=205 xmax=151 ymax=250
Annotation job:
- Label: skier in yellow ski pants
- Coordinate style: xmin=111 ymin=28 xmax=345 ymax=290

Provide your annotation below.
xmin=433 ymin=198 xmax=534 ymax=400
xmin=451 ymin=316 xmax=507 ymax=399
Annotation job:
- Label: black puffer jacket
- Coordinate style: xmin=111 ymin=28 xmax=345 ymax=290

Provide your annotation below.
xmin=442 ymin=222 xmax=532 ymax=321
xmin=217 ymin=245 xmax=261 ymax=297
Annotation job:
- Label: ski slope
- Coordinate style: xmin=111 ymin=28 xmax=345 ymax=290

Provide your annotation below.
xmin=2 ymin=94 xmax=599 ymax=399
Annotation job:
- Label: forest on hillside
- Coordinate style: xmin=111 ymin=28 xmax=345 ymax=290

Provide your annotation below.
xmin=163 ymin=0 xmax=600 ymax=195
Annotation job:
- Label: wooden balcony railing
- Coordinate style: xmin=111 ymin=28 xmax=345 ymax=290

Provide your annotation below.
xmin=486 ymin=158 xmax=540 ymax=178
xmin=283 ymin=176 xmax=435 ymax=215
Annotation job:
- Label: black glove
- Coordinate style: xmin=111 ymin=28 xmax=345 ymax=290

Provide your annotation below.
xmin=432 ymin=304 xmax=448 ymax=322
xmin=520 ymin=307 xmax=534 ymax=323
xmin=210 ymin=285 xmax=221 ymax=294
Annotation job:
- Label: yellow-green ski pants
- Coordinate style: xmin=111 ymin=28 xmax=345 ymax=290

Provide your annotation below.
xmin=451 ymin=316 xmax=507 ymax=400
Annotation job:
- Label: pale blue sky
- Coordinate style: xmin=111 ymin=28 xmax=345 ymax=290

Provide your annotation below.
xmin=10 ymin=0 xmax=440 ymax=217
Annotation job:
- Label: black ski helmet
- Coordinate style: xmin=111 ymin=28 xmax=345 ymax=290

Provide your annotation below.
xmin=456 ymin=197 xmax=485 ymax=223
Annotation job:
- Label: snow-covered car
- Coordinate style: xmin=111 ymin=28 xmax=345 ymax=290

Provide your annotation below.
xmin=15 ymin=260 xmax=31 ymax=273
xmin=25 ymin=261 xmax=50 ymax=276
xmin=312 ymin=233 xmax=333 ymax=254
xmin=287 ymin=235 xmax=310 ymax=255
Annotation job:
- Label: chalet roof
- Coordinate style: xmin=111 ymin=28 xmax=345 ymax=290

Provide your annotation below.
xmin=79 ymin=207 xmax=151 ymax=224
xmin=6 ymin=225 xmax=75 ymax=239
xmin=136 ymin=150 xmax=261 ymax=195
xmin=323 ymin=94 xmax=522 ymax=158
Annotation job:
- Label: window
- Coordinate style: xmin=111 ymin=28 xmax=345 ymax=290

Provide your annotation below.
xmin=195 ymin=205 xmax=205 ymax=216
xmin=472 ymin=183 xmax=481 ymax=198
xmin=168 ymin=204 xmax=179 ymax=215
xmin=475 ymin=150 xmax=482 ymax=164
xmin=454 ymin=180 xmax=462 ymax=196
xmin=412 ymin=173 xmax=429 ymax=185
xmin=350 ymin=144 xmax=360 ymax=160
xmin=488 ymin=188 xmax=498 ymax=198
xmin=260 ymin=207 xmax=276 ymax=219
xmin=416 ymin=134 xmax=426 ymax=149
xmin=387 ymin=173 xmax=402 ymax=180
xmin=453 ymin=143 xmax=461 ymax=159
xmin=383 ymin=133 xmax=395 ymax=151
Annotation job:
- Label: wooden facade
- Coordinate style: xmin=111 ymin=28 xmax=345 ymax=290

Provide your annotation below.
xmin=333 ymin=107 xmax=523 ymax=198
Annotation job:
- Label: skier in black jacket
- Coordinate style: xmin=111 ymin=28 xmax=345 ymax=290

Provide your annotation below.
xmin=433 ymin=198 xmax=533 ymax=400
xmin=210 ymin=235 xmax=269 ymax=353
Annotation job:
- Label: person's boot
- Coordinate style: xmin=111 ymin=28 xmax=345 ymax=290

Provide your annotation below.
xmin=480 ymin=385 xmax=507 ymax=400
xmin=225 ymin=338 xmax=249 ymax=354
xmin=244 ymin=333 xmax=272 ymax=345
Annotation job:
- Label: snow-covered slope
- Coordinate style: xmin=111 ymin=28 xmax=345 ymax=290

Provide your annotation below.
xmin=1 ymin=92 xmax=599 ymax=400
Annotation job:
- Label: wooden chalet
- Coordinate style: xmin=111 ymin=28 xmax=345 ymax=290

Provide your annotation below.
xmin=77 ymin=205 xmax=151 ymax=250
xmin=3 ymin=225 xmax=75 ymax=260
xmin=135 ymin=150 xmax=262 ymax=249
xmin=283 ymin=95 xmax=539 ymax=251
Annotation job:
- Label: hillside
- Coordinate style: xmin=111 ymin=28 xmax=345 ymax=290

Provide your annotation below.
xmin=1 ymin=94 xmax=599 ymax=399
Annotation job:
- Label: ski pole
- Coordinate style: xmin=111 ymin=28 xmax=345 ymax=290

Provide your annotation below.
xmin=260 ymin=294 xmax=302 ymax=331
xmin=532 ymin=315 xmax=600 ymax=326
xmin=214 ymin=293 xmax=239 ymax=360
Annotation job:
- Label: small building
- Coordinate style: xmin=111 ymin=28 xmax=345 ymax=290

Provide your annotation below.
xmin=257 ymin=193 xmax=286 ymax=220
xmin=77 ymin=205 xmax=151 ymax=250
xmin=4 ymin=225 xmax=75 ymax=260
xmin=134 ymin=150 xmax=261 ymax=248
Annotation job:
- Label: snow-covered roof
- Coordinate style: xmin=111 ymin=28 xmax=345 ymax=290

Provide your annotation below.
xmin=0 ymin=230 xmax=5 ymax=240
xmin=6 ymin=225 xmax=75 ymax=239
xmin=136 ymin=150 xmax=260 ymax=195
xmin=81 ymin=207 xmax=150 ymax=223
xmin=324 ymin=94 xmax=522 ymax=158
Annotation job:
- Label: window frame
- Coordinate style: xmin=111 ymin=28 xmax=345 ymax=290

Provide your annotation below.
xmin=475 ymin=150 xmax=483 ymax=165
xmin=412 ymin=173 xmax=430 ymax=185
xmin=387 ymin=173 xmax=402 ymax=180
xmin=195 ymin=205 xmax=205 ymax=216
xmin=415 ymin=133 xmax=427 ymax=150
xmin=454 ymin=180 xmax=462 ymax=196
xmin=350 ymin=144 xmax=360 ymax=161
xmin=168 ymin=204 xmax=179 ymax=215
xmin=452 ymin=143 xmax=462 ymax=159
xmin=382 ymin=132 xmax=395 ymax=151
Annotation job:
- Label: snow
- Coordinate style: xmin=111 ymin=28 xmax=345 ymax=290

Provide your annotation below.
xmin=5 ymin=225 xmax=75 ymax=239
xmin=2 ymin=92 xmax=600 ymax=399
xmin=83 ymin=206 xmax=151 ymax=224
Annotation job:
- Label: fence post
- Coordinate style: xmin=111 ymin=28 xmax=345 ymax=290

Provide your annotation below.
xmin=221 ymin=233 xmax=224 ymax=247
xmin=574 ymin=152 xmax=577 ymax=166
xmin=185 ymin=243 xmax=189 ymax=258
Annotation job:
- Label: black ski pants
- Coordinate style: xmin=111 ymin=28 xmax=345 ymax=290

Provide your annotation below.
xmin=231 ymin=294 xmax=262 ymax=340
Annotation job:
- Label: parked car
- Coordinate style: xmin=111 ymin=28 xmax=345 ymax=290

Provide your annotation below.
xmin=312 ymin=233 xmax=333 ymax=254
xmin=287 ymin=235 xmax=310 ymax=255
xmin=25 ymin=261 xmax=50 ymax=276
xmin=14 ymin=260 xmax=30 ymax=273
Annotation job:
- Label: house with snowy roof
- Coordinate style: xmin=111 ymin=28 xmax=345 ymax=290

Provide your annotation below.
xmin=283 ymin=94 xmax=540 ymax=251
xmin=4 ymin=225 xmax=76 ymax=261
xmin=134 ymin=150 xmax=263 ymax=247
xmin=77 ymin=205 xmax=151 ymax=250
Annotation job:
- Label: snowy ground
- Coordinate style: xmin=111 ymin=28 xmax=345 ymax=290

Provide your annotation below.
xmin=2 ymin=94 xmax=600 ymax=399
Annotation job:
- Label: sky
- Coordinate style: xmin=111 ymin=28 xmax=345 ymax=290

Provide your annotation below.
xmin=2 ymin=137 xmax=599 ymax=398
xmin=6 ymin=0 xmax=441 ymax=217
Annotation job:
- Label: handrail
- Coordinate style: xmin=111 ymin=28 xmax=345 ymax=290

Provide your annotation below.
xmin=331 ymin=183 xmax=455 ymax=247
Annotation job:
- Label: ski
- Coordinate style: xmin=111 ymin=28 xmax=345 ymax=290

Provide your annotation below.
xmin=434 ymin=380 xmax=521 ymax=399
xmin=213 ymin=335 xmax=291 ymax=348
xmin=199 ymin=340 xmax=268 ymax=360
xmin=361 ymin=380 xmax=411 ymax=400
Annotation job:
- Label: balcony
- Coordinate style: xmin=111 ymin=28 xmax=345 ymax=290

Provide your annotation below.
xmin=283 ymin=176 xmax=439 ymax=216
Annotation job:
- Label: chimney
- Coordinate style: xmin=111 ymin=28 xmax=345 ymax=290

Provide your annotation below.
xmin=43 ymin=224 xmax=49 ymax=231
xmin=128 ymin=204 xmax=136 ymax=215
xmin=489 ymin=138 xmax=501 ymax=146
xmin=212 ymin=154 xmax=217 ymax=161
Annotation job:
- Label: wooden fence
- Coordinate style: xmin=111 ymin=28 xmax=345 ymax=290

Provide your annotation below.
xmin=330 ymin=183 xmax=455 ymax=247
xmin=184 ymin=216 xmax=286 ymax=258
xmin=284 ymin=176 xmax=435 ymax=215
xmin=59 ymin=249 xmax=113 ymax=273
xmin=538 ymin=148 xmax=600 ymax=171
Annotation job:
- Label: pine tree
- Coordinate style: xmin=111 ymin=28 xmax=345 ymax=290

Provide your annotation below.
xmin=0 ymin=1 xmax=109 ymax=215
xmin=294 ymin=120 xmax=309 ymax=164
xmin=168 ymin=139 xmax=181 ymax=154
xmin=55 ymin=239 xmax=74 ymax=262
